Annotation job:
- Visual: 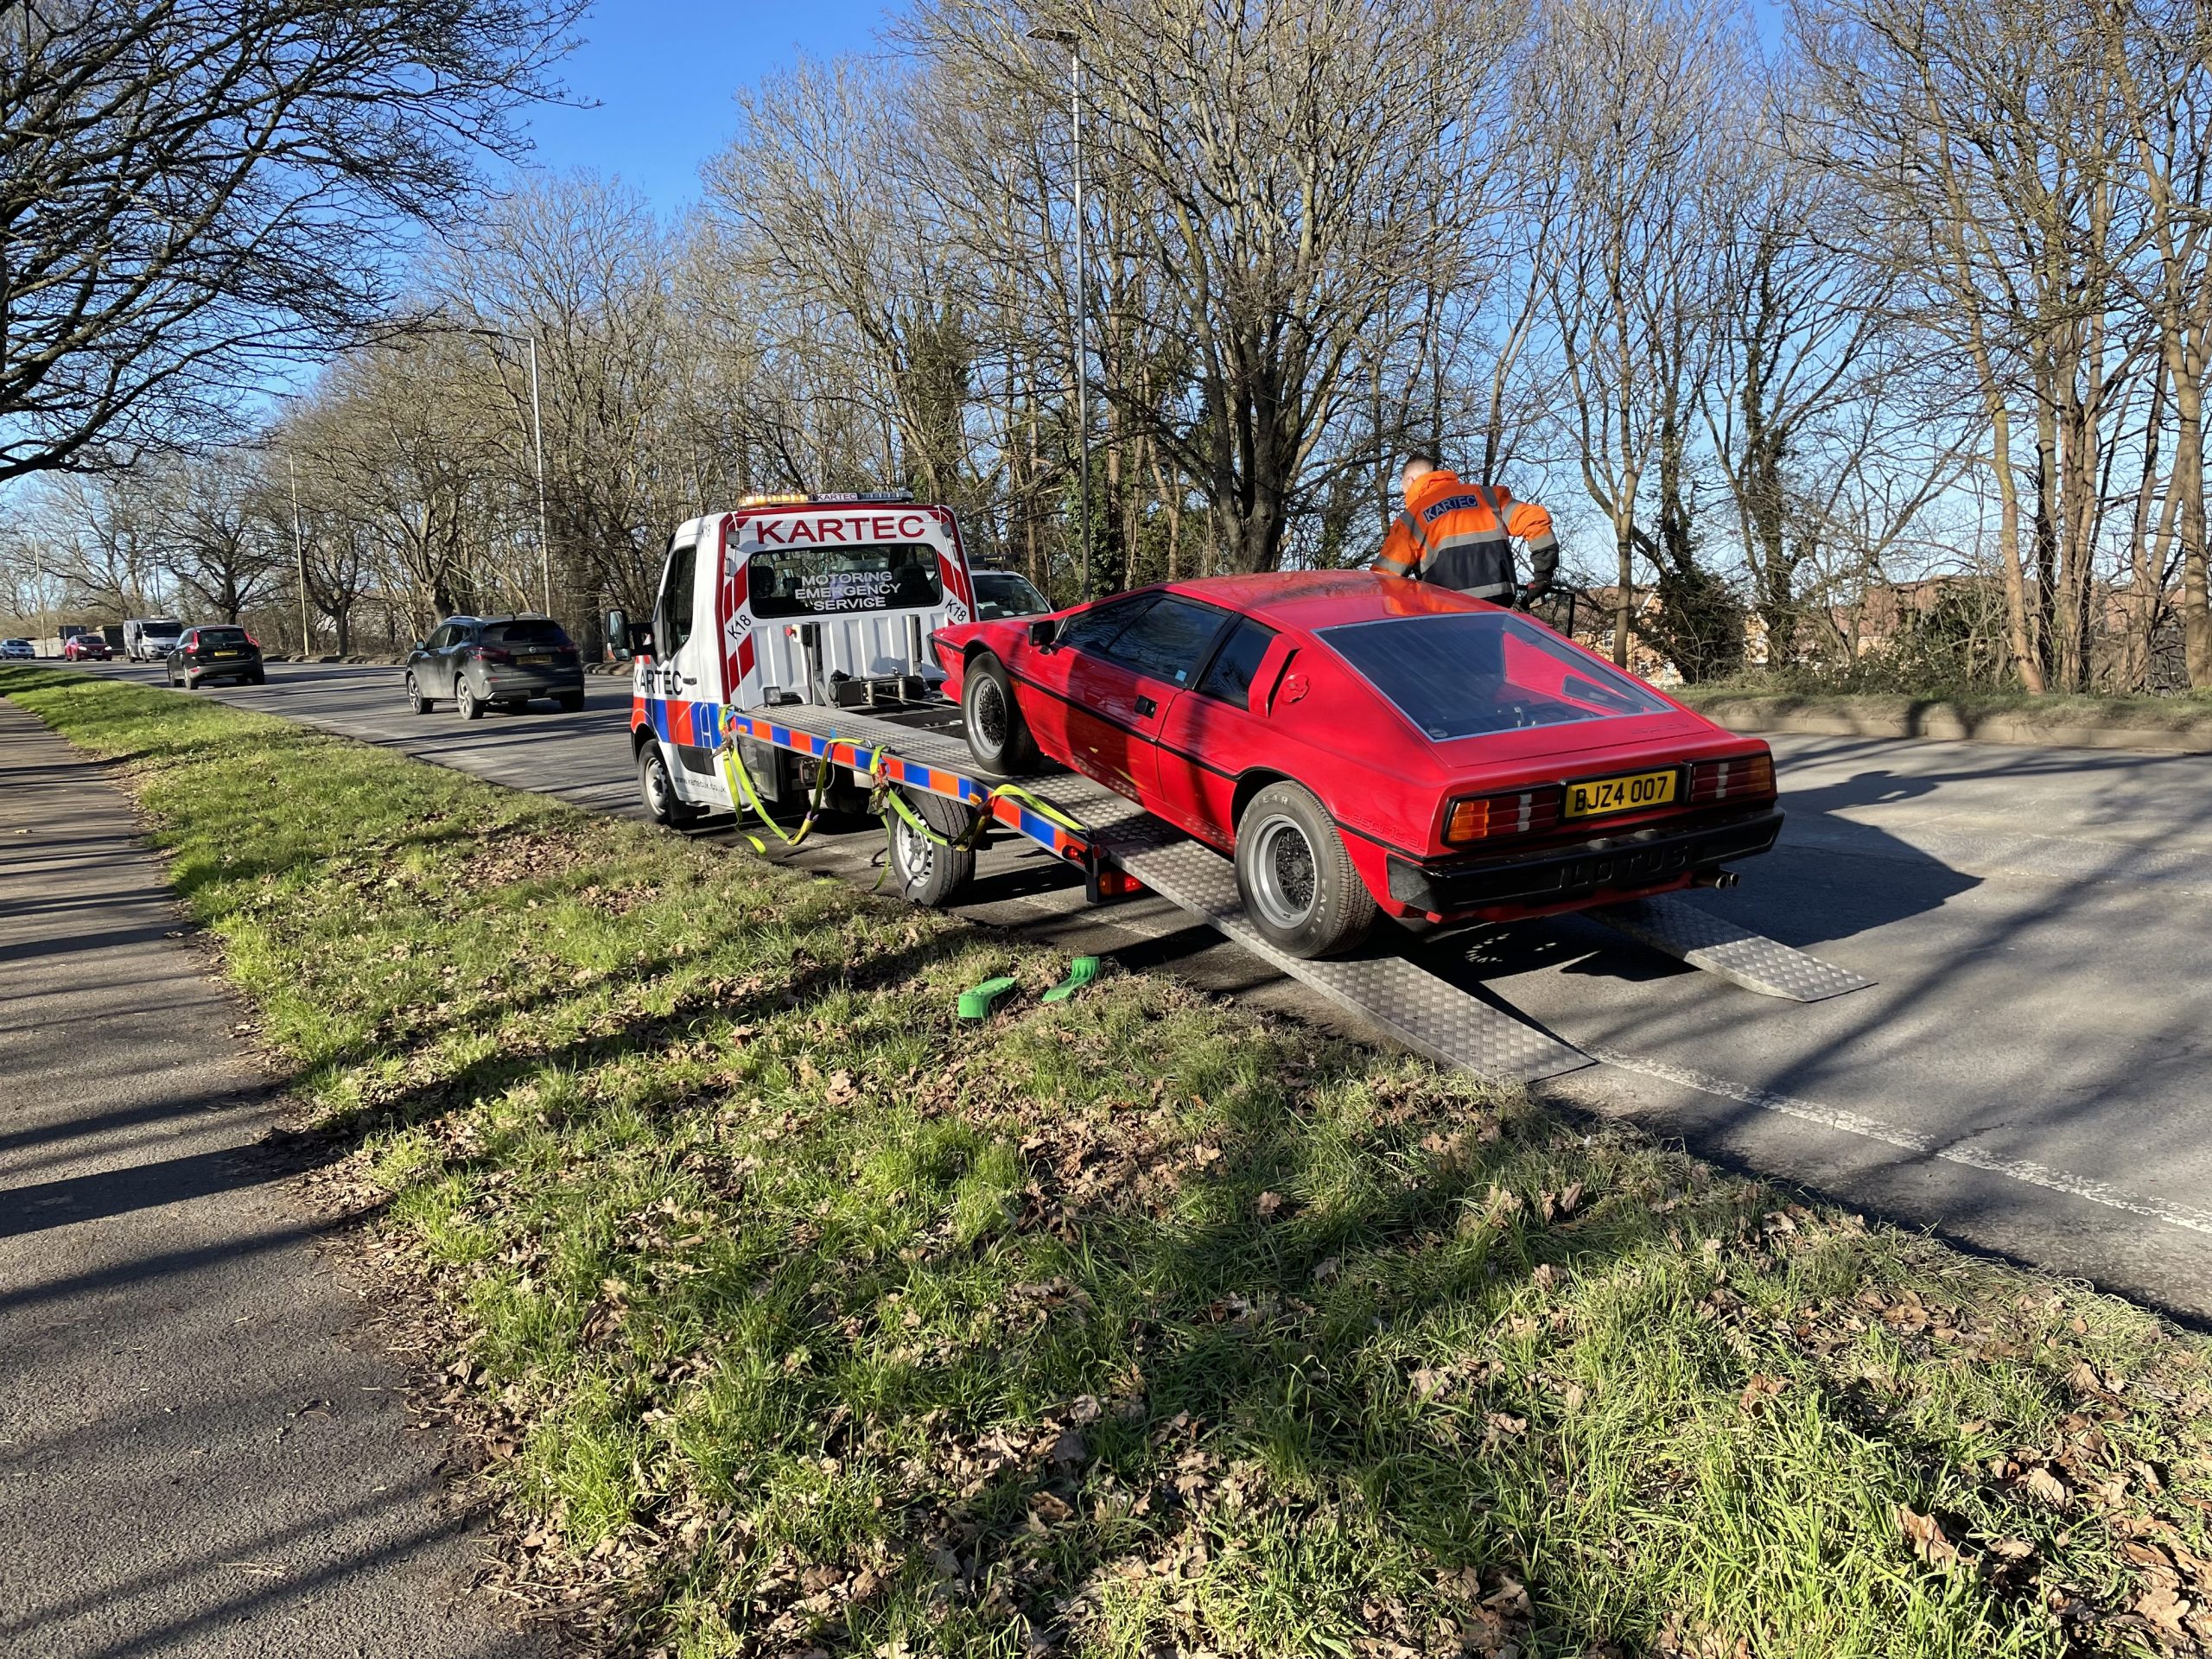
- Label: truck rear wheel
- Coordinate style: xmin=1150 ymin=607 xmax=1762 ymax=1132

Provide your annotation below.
xmin=961 ymin=654 xmax=1039 ymax=778
xmin=886 ymin=787 xmax=977 ymax=907
xmin=1234 ymin=781 xmax=1377 ymax=959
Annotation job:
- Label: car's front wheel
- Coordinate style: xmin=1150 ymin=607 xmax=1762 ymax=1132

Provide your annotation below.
xmin=405 ymin=673 xmax=432 ymax=715
xmin=1233 ymin=781 xmax=1378 ymax=959
xmin=961 ymin=653 xmax=1039 ymax=778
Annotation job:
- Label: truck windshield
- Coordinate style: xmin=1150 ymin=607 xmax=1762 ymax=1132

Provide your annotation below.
xmin=974 ymin=570 xmax=1049 ymax=619
xmin=747 ymin=543 xmax=944 ymax=617
xmin=1320 ymin=612 xmax=1671 ymax=741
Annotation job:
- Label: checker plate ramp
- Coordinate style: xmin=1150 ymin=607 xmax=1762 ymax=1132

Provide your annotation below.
xmin=758 ymin=705 xmax=1591 ymax=1082
xmin=1100 ymin=836 xmax=1592 ymax=1083
xmin=1591 ymin=893 xmax=1872 ymax=1002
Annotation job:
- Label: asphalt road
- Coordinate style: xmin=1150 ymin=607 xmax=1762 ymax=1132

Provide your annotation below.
xmin=64 ymin=657 xmax=2212 ymax=1324
xmin=0 ymin=699 xmax=538 ymax=1659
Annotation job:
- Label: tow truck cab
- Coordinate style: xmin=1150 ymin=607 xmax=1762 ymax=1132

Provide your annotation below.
xmin=618 ymin=493 xmax=982 ymax=819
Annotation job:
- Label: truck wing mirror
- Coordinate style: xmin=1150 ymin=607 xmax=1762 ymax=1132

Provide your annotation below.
xmin=605 ymin=608 xmax=632 ymax=658
xmin=1027 ymin=617 xmax=1058 ymax=651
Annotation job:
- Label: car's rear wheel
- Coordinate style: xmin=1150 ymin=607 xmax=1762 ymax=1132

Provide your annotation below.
xmin=886 ymin=787 xmax=978 ymax=907
xmin=1234 ymin=781 xmax=1377 ymax=959
xmin=557 ymin=690 xmax=585 ymax=713
xmin=405 ymin=673 xmax=432 ymax=715
xmin=248 ymin=670 xmax=265 ymax=685
xmin=961 ymin=653 xmax=1039 ymax=778
xmin=638 ymin=743 xmax=701 ymax=827
xmin=456 ymin=679 xmax=483 ymax=721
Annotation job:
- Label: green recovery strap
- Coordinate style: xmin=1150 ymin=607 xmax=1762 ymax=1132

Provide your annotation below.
xmin=720 ymin=712 xmax=834 ymax=854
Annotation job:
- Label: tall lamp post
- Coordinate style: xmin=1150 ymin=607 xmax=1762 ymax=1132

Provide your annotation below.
xmin=1030 ymin=26 xmax=1090 ymax=600
xmin=462 ymin=326 xmax=552 ymax=618
xmin=287 ymin=453 xmax=312 ymax=657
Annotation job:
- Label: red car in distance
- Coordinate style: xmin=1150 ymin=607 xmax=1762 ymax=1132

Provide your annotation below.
xmin=62 ymin=632 xmax=111 ymax=661
xmin=934 ymin=571 xmax=1783 ymax=958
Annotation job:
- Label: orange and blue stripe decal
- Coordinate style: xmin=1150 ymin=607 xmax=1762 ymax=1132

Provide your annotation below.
xmin=718 ymin=709 xmax=1092 ymax=864
xmin=639 ymin=696 xmax=732 ymax=750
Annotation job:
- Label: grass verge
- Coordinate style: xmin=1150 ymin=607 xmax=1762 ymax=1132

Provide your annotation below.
xmin=8 ymin=663 xmax=2212 ymax=1659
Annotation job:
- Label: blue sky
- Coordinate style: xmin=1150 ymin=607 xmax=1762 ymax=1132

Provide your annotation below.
xmin=515 ymin=0 xmax=902 ymax=213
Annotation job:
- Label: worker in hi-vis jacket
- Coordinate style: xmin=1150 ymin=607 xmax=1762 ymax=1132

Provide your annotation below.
xmin=1375 ymin=453 xmax=1559 ymax=605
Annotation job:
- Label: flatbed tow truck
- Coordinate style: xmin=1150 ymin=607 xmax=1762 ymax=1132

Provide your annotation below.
xmin=622 ymin=494 xmax=1870 ymax=1087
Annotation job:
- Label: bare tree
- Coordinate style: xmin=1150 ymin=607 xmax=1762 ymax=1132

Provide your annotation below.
xmin=0 ymin=0 xmax=582 ymax=480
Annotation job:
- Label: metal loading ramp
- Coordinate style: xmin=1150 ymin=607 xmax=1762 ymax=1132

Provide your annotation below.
xmin=1589 ymin=894 xmax=1872 ymax=1002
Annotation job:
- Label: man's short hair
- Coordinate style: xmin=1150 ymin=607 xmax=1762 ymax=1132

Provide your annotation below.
xmin=1402 ymin=452 xmax=1441 ymax=480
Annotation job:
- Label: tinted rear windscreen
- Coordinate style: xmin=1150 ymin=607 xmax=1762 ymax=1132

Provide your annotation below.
xmin=748 ymin=543 xmax=943 ymax=616
xmin=485 ymin=620 xmax=571 ymax=647
xmin=197 ymin=628 xmax=250 ymax=646
xmin=1320 ymin=613 xmax=1670 ymax=741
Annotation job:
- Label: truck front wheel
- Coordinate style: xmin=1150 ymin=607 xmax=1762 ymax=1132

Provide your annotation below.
xmin=639 ymin=743 xmax=702 ymax=827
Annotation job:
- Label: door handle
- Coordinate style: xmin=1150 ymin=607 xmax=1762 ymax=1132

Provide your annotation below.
xmin=1135 ymin=694 xmax=1157 ymax=718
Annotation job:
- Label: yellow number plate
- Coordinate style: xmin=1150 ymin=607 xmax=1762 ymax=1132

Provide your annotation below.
xmin=1564 ymin=768 xmax=1676 ymax=820
xmin=518 ymin=653 xmax=550 ymax=664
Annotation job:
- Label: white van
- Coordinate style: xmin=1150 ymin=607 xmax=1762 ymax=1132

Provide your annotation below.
xmin=618 ymin=493 xmax=982 ymax=823
xmin=123 ymin=617 xmax=184 ymax=662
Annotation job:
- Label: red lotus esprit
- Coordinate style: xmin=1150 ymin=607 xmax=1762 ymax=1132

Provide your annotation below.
xmin=932 ymin=571 xmax=1783 ymax=958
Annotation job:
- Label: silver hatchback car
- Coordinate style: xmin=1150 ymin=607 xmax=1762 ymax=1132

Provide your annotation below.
xmin=405 ymin=614 xmax=586 ymax=719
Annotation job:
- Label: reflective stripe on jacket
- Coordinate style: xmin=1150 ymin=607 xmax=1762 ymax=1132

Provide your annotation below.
xmin=1376 ymin=470 xmax=1559 ymax=599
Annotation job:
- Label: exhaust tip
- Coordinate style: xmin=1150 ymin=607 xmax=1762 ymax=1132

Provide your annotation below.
xmin=1695 ymin=868 xmax=1740 ymax=890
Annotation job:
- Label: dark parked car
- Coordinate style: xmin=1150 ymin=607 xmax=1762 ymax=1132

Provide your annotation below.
xmin=166 ymin=626 xmax=264 ymax=688
xmin=405 ymin=614 xmax=584 ymax=719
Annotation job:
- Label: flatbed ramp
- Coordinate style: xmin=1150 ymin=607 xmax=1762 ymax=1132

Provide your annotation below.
xmin=754 ymin=703 xmax=1863 ymax=1084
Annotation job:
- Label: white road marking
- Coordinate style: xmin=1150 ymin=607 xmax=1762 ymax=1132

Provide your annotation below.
xmin=1586 ymin=1046 xmax=2212 ymax=1238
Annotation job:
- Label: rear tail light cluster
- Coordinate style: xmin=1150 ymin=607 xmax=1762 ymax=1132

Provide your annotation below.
xmin=475 ymin=645 xmax=512 ymax=664
xmin=1689 ymin=753 xmax=1777 ymax=804
xmin=1443 ymin=785 xmax=1563 ymax=845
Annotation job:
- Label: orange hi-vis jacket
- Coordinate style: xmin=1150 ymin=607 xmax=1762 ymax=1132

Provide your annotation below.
xmin=1376 ymin=470 xmax=1559 ymax=601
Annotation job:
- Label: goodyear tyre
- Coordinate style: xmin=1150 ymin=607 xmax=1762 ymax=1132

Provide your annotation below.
xmin=1234 ymin=781 xmax=1377 ymax=959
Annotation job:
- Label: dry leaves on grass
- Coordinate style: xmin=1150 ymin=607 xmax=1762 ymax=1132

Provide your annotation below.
xmin=1897 ymin=1504 xmax=1961 ymax=1568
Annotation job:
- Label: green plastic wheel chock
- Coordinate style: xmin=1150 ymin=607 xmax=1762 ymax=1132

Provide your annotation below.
xmin=957 ymin=976 xmax=1019 ymax=1020
xmin=1042 ymin=956 xmax=1100 ymax=1003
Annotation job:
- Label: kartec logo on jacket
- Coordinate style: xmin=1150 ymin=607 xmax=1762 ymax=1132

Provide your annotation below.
xmin=1376 ymin=470 xmax=1559 ymax=600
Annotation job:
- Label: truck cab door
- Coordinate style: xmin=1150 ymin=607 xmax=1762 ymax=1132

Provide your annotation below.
xmin=651 ymin=537 xmax=722 ymax=788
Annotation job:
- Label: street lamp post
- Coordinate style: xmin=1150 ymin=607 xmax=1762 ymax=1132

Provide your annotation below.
xmin=1030 ymin=27 xmax=1090 ymax=600
xmin=460 ymin=325 xmax=552 ymax=618
xmin=287 ymin=454 xmax=311 ymax=657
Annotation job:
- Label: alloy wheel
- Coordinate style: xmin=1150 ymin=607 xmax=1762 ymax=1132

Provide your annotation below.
xmin=1247 ymin=812 xmax=1320 ymax=930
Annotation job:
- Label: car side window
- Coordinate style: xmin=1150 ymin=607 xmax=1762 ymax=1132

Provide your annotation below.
xmin=1057 ymin=594 xmax=1158 ymax=658
xmin=659 ymin=540 xmax=698 ymax=654
xmin=1195 ymin=617 xmax=1280 ymax=709
xmin=423 ymin=626 xmax=448 ymax=651
xmin=1096 ymin=596 xmax=1230 ymax=687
